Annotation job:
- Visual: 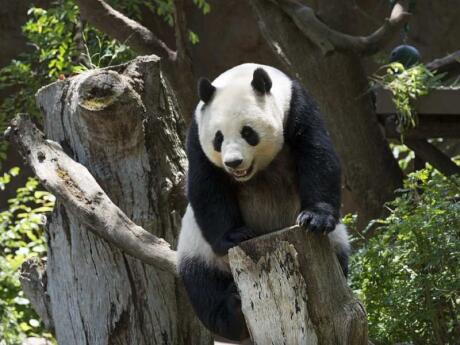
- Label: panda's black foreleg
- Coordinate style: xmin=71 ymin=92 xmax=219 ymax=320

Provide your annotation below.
xmin=179 ymin=258 xmax=249 ymax=341
xmin=212 ymin=226 xmax=256 ymax=255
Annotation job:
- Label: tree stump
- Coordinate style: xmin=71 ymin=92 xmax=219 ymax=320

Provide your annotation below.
xmin=229 ymin=226 xmax=368 ymax=345
xmin=26 ymin=56 xmax=212 ymax=345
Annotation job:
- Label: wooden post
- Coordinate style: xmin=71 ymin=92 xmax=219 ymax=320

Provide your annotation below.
xmin=228 ymin=226 xmax=368 ymax=345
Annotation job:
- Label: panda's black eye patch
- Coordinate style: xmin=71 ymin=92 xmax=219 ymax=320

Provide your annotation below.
xmin=241 ymin=126 xmax=259 ymax=146
xmin=213 ymin=131 xmax=224 ymax=152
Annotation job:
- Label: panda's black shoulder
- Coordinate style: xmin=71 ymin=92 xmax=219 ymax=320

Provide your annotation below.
xmin=284 ymin=80 xmax=330 ymax=143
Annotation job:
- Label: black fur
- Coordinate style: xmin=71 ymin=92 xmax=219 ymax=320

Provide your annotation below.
xmin=251 ymin=67 xmax=272 ymax=94
xmin=179 ymin=258 xmax=248 ymax=341
xmin=213 ymin=130 xmax=224 ymax=152
xmin=241 ymin=125 xmax=259 ymax=146
xmin=198 ymin=78 xmax=216 ymax=103
xmin=285 ymin=81 xmax=342 ymax=233
xmin=336 ymin=250 xmax=349 ymax=278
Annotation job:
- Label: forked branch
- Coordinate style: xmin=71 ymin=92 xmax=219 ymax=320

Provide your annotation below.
xmin=6 ymin=114 xmax=178 ymax=275
xmin=273 ymin=0 xmax=410 ymax=56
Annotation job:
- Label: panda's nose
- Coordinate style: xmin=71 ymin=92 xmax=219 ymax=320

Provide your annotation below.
xmin=224 ymin=158 xmax=243 ymax=168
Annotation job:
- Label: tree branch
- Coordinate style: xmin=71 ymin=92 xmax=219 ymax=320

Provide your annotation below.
xmin=273 ymin=0 xmax=410 ymax=56
xmin=405 ymin=138 xmax=460 ymax=177
xmin=5 ymin=114 xmax=178 ymax=275
xmin=426 ymin=50 xmax=460 ymax=80
xmin=172 ymin=0 xmax=191 ymax=63
xmin=74 ymin=0 xmax=176 ymax=59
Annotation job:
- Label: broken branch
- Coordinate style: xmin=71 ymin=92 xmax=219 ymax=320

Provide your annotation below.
xmin=6 ymin=114 xmax=178 ymax=275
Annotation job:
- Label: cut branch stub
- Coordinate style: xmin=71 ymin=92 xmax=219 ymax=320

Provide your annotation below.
xmin=76 ymin=70 xmax=145 ymax=151
xmin=228 ymin=226 xmax=368 ymax=345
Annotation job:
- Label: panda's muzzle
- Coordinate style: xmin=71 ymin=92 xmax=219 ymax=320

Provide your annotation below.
xmin=229 ymin=160 xmax=254 ymax=180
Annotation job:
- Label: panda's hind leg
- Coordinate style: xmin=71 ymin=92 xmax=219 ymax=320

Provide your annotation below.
xmin=178 ymin=258 xmax=249 ymax=341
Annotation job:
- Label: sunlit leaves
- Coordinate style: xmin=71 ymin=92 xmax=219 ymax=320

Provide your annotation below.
xmin=0 ymin=168 xmax=55 ymax=344
xmin=350 ymin=167 xmax=460 ymax=344
xmin=371 ymin=63 xmax=445 ymax=138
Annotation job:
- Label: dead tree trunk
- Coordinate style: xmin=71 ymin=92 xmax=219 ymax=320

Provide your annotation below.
xmin=18 ymin=56 xmax=212 ymax=345
xmin=229 ymin=226 xmax=368 ymax=345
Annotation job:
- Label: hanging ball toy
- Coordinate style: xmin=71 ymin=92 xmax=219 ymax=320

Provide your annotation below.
xmin=389 ymin=45 xmax=421 ymax=68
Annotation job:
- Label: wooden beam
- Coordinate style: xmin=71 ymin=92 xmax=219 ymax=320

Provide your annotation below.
xmin=380 ymin=114 xmax=460 ymax=139
xmin=375 ymin=88 xmax=460 ymax=116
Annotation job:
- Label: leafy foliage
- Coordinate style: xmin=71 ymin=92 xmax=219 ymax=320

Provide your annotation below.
xmin=371 ymin=63 xmax=444 ymax=138
xmin=0 ymin=168 xmax=55 ymax=344
xmin=391 ymin=143 xmax=415 ymax=172
xmin=351 ymin=168 xmax=460 ymax=345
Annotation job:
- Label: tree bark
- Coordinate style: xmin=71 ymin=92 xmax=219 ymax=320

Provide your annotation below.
xmin=250 ymin=0 xmax=403 ymax=229
xmin=29 ymin=56 xmax=212 ymax=345
xmin=229 ymin=226 xmax=368 ymax=345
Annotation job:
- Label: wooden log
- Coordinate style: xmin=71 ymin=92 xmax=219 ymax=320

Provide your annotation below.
xmin=228 ymin=226 xmax=368 ymax=345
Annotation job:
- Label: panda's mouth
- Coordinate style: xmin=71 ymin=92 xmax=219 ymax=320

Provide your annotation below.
xmin=230 ymin=161 xmax=254 ymax=180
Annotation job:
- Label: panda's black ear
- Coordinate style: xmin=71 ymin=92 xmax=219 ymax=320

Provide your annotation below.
xmin=251 ymin=67 xmax=272 ymax=94
xmin=198 ymin=78 xmax=216 ymax=103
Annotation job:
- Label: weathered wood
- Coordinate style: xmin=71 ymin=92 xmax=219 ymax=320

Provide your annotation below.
xmin=18 ymin=56 xmax=212 ymax=345
xmin=19 ymin=257 xmax=54 ymax=333
xmin=6 ymin=114 xmax=177 ymax=274
xmin=229 ymin=226 xmax=368 ymax=345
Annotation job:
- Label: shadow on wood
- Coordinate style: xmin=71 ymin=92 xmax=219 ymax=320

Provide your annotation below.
xmin=228 ymin=226 xmax=368 ymax=345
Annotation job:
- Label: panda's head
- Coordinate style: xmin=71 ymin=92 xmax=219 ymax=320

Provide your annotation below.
xmin=196 ymin=66 xmax=287 ymax=182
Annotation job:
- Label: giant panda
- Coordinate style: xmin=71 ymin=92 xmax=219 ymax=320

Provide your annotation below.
xmin=177 ymin=63 xmax=350 ymax=341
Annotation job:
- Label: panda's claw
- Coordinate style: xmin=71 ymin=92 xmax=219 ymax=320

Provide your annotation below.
xmin=297 ymin=210 xmax=313 ymax=228
xmin=297 ymin=210 xmax=337 ymax=234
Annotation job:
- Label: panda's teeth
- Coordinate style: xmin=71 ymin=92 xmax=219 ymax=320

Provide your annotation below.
xmin=234 ymin=169 xmax=247 ymax=177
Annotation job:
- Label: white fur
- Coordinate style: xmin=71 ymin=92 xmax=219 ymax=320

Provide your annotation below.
xmin=328 ymin=223 xmax=350 ymax=254
xmin=196 ymin=64 xmax=293 ymax=181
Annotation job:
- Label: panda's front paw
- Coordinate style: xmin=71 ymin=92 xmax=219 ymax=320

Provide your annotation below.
xmin=214 ymin=227 xmax=256 ymax=255
xmin=297 ymin=210 xmax=336 ymax=234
